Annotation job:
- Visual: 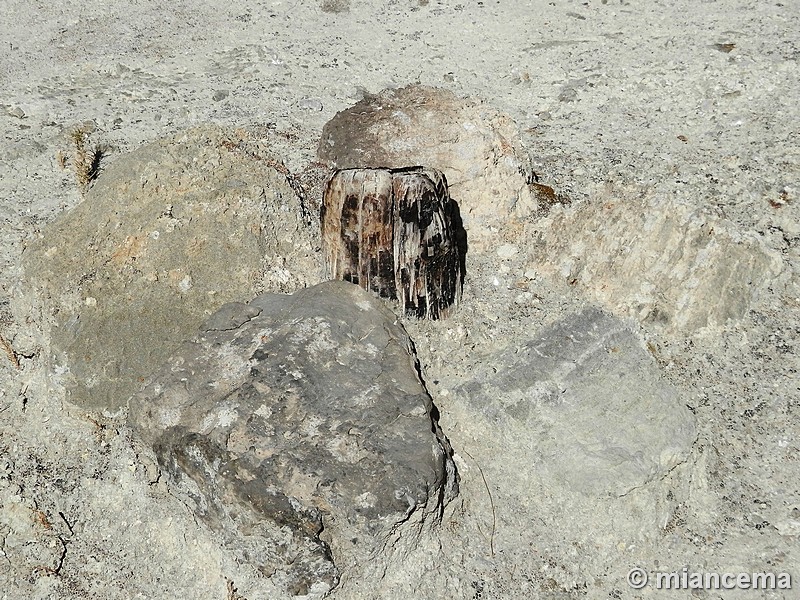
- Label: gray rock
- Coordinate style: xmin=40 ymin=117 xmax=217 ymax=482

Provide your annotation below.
xmin=457 ymin=306 xmax=696 ymax=497
xmin=128 ymin=280 xmax=458 ymax=597
xmin=20 ymin=126 xmax=319 ymax=411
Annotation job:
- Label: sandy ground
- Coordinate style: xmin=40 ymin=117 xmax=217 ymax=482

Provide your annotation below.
xmin=1 ymin=1 xmax=799 ymax=598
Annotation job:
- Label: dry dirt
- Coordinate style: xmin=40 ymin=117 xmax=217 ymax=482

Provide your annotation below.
xmin=1 ymin=1 xmax=798 ymax=599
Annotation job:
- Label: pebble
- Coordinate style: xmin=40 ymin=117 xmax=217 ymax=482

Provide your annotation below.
xmin=298 ymin=97 xmax=323 ymax=111
xmin=496 ymin=243 xmax=519 ymax=259
xmin=514 ymin=292 xmax=533 ymax=305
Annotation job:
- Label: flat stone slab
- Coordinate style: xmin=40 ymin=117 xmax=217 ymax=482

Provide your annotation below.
xmin=128 ymin=281 xmax=458 ymax=597
xmin=530 ymin=186 xmax=783 ymax=334
xmin=457 ymin=307 xmax=697 ymax=497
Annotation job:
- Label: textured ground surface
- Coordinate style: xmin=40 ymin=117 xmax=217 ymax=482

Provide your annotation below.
xmin=1 ymin=1 xmax=798 ymax=599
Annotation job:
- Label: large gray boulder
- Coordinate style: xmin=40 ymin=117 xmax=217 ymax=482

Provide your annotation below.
xmin=457 ymin=306 xmax=697 ymax=498
xmin=20 ymin=126 xmax=318 ymax=411
xmin=128 ymin=281 xmax=458 ymax=598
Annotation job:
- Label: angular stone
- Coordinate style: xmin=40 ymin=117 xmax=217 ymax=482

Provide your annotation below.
xmin=456 ymin=307 xmax=697 ymax=497
xmin=128 ymin=281 xmax=458 ymax=597
xmin=20 ymin=126 xmax=318 ymax=411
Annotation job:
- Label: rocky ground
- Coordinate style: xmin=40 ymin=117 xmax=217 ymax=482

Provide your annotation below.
xmin=1 ymin=1 xmax=798 ymax=599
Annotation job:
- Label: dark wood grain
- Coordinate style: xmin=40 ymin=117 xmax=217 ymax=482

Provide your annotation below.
xmin=322 ymin=167 xmax=464 ymax=319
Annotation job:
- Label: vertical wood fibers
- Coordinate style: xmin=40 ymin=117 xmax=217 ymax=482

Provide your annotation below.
xmin=322 ymin=167 xmax=463 ymax=319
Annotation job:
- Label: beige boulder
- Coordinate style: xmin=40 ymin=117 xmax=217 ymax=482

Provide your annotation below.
xmin=529 ymin=182 xmax=783 ymax=334
xmin=317 ymin=85 xmax=537 ymax=252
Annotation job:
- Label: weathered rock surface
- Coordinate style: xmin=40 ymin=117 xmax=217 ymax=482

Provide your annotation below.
xmin=530 ymin=184 xmax=784 ymax=335
xmin=321 ymin=166 xmax=465 ymax=319
xmin=20 ymin=126 xmax=319 ymax=411
xmin=457 ymin=306 xmax=697 ymax=498
xmin=318 ymin=85 xmax=537 ymax=252
xmin=128 ymin=281 xmax=458 ymax=597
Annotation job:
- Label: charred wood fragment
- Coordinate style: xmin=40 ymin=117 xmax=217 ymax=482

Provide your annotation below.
xmin=321 ymin=167 xmax=465 ymax=319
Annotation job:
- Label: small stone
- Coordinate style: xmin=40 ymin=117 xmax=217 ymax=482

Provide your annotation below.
xmin=298 ymin=97 xmax=323 ymax=111
xmin=496 ymin=244 xmax=519 ymax=259
xmin=523 ymin=269 xmax=538 ymax=280
xmin=514 ymin=292 xmax=533 ymax=304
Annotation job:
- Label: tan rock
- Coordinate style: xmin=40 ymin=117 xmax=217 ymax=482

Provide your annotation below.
xmin=317 ymin=85 xmax=537 ymax=252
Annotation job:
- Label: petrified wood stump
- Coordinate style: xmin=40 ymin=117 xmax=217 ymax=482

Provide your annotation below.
xmin=321 ymin=166 xmax=465 ymax=319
